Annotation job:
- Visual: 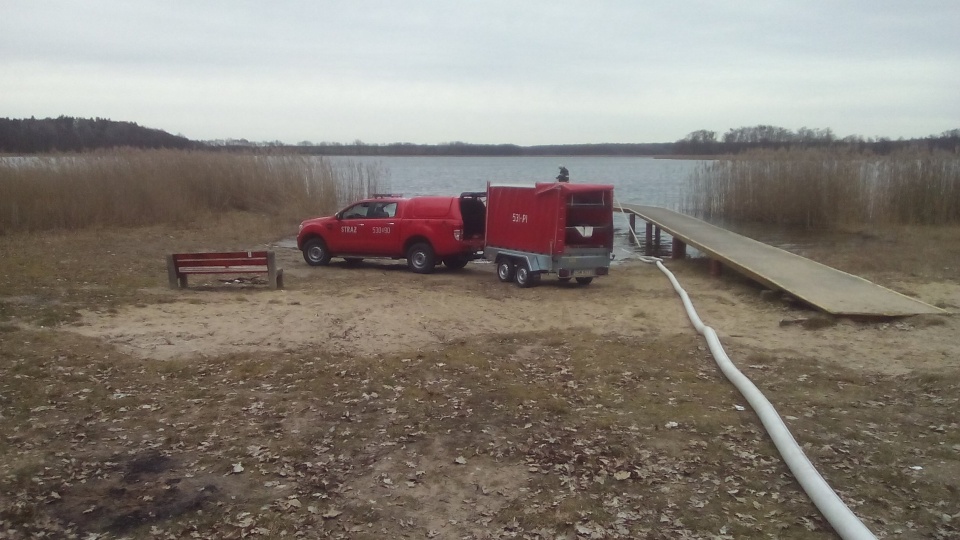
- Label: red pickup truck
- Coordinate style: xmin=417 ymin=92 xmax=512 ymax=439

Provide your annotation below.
xmin=297 ymin=193 xmax=486 ymax=273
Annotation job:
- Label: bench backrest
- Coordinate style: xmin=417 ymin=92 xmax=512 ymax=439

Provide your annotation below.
xmin=167 ymin=250 xmax=282 ymax=289
xmin=172 ymin=251 xmax=269 ymax=269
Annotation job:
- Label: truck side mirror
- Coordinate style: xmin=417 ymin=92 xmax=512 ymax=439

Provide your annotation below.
xmin=335 ymin=212 xmax=343 ymax=220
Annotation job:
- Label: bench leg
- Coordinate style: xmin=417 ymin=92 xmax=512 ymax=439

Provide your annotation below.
xmin=166 ymin=255 xmax=180 ymax=289
xmin=267 ymin=252 xmax=283 ymax=289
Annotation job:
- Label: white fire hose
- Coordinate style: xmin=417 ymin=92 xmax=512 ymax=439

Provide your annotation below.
xmin=617 ymin=207 xmax=876 ymax=540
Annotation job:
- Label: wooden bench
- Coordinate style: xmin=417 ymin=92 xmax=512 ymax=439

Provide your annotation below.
xmin=166 ymin=251 xmax=283 ymax=289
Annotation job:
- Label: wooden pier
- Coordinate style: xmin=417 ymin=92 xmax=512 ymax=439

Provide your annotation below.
xmin=619 ymin=204 xmax=944 ymax=317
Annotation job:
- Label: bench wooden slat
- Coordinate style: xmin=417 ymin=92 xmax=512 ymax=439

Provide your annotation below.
xmin=176 ymin=267 xmax=270 ymax=273
xmin=173 ymin=251 xmax=268 ymax=261
xmin=173 ymin=258 xmax=269 ymax=268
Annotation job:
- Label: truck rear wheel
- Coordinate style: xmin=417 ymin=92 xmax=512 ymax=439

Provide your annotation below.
xmin=407 ymin=243 xmax=436 ymax=274
xmin=496 ymin=258 xmax=515 ymax=282
xmin=575 ymin=277 xmax=594 ymax=285
xmin=514 ymin=261 xmax=539 ymax=288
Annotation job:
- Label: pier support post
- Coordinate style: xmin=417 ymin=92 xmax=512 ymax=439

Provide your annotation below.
xmin=671 ymin=238 xmax=686 ymax=259
xmin=709 ymin=259 xmax=722 ymax=277
xmin=645 ymin=222 xmax=653 ymax=255
xmin=629 ymin=213 xmax=637 ymax=244
xmin=654 ymin=227 xmax=661 ymax=255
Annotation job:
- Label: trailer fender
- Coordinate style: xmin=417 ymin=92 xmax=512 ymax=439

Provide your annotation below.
xmin=485 ymin=248 xmax=551 ymax=274
xmin=525 ymin=253 xmax=551 ymax=273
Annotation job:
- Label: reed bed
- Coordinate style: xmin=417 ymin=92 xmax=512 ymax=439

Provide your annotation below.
xmin=0 ymin=149 xmax=384 ymax=233
xmin=684 ymin=148 xmax=960 ymax=229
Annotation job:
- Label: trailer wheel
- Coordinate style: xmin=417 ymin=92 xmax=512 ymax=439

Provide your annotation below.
xmin=514 ymin=261 xmax=539 ymax=288
xmin=575 ymin=277 xmax=594 ymax=285
xmin=558 ymin=277 xmax=572 ymax=283
xmin=407 ymin=243 xmax=436 ymax=274
xmin=496 ymin=258 xmax=515 ymax=282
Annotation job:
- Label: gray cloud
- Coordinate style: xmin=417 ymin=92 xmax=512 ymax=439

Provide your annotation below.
xmin=2 ymin=0 xmax=958 ymax=144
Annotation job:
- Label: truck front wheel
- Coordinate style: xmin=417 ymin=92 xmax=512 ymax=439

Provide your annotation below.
xmin=303 ymin=238 xmax=331 ymax=266
xmin=514 ymin=261 xmax=539 ymax=288
xmin=407 ymin=243 xmax=436 ymax=274
xmin=496 ymin=258 xmax=515 ymax=282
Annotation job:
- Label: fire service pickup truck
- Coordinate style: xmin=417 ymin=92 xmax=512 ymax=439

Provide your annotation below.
xmin=483 ymin=182 xmax=615 ymax=287
xmin=297 ymin=193 xmax=487 ymax=273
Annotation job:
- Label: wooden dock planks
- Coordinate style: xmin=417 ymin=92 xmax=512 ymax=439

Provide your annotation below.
xmin=619 ymin=204 xmax=944 ymax=317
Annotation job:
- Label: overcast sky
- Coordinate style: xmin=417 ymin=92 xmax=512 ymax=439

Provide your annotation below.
xmin=2 ymin=1 xmax=958 ymax=145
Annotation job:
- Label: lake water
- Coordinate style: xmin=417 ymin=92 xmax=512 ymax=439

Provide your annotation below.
xmin=332 ymin=155 xmax=704 ymax=207
xmin=329 ymin=155 xmax=709 ymax=260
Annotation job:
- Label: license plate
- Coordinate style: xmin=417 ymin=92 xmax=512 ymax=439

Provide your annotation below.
xmin=572 ymin=269 xmax=594 ymax=277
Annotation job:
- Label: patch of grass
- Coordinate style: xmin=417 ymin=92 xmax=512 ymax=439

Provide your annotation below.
xmin=801 ymin=316 xmax=838 ymax=330
xmin=685 ymin=148 xmax=866 ymax=228
xmin=912 ymin=314 xmax=948 ymax=327
xmin=684 ymin=148 xmax=960 ymax=228
xmin=0 ymin=213 xmax=311 ymax=324
xmin=0 ymin=150 xmax=384 ymax=233
xmin=34 ymin=304 xmax=81 ymax=327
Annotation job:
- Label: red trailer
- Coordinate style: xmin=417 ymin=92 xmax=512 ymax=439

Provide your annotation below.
xmin=484 ymin=182 xmax=615 ymax=287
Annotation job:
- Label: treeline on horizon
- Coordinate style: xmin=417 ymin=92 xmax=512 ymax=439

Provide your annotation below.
xmin=0 ymin=116 xmax=198 ymax=153
xmin=1 ymin=116 xmax=958 ymax=156
xmin=674 ymin=126 xmax=960 ymax=155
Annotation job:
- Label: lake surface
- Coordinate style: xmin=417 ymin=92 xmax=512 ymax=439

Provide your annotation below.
xmin=329 ymin=155 xmax=708 ymax=260
xmin=331 ymin=155 xmax=704 ymax=208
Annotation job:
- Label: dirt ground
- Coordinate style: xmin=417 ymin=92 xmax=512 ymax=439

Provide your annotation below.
xmin=69 ymin=253 xmax=960 ymax=376
xmin=71 ymin=252 xmax=960 ymax=374
xmin=1 ymin=223 xmax=959 ymax=539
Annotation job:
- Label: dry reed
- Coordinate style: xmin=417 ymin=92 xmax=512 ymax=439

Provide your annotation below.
xmin=684 ymin=148 xmax=960 ymax=229
xmin=0 ymin=149 xmax=384 ymax=233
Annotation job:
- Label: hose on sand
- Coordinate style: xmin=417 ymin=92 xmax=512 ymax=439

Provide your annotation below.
xmin=617 ymin=206 xmax=876 ymax=540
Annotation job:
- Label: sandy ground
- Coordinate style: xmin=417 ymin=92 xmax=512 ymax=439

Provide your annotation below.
xmin=69 ymin=250 xmax=960 ymax=377
xmin=6 ymin=244 xmax=959 ymax=538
